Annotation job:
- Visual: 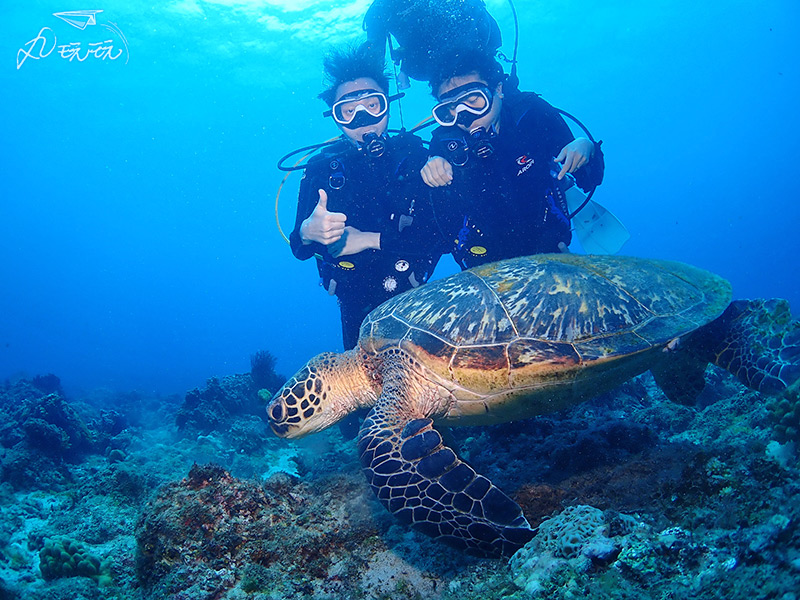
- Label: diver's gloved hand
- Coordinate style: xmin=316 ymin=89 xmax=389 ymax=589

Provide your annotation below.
xmin=554 ymin=137 xmax=594 ymax=180
xmin=421 ymin=156 xmax=453 ymax=188
xmin=300 ymin=189 xmax=347 ymax=245
xmin=328 ymin=226 xmax=381 ymax=258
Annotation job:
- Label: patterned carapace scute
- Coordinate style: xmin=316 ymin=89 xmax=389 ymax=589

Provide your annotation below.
xmin=362 ymin=254 xmax=732 ymax=365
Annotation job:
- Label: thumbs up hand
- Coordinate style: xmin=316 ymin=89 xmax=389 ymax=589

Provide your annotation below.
xmin=299 ymin=189 xmax=347 ymax=245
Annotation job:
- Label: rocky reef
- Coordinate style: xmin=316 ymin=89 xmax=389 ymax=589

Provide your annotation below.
xmin=175 ymin=350 xmax=285 ymax=437
xmin=1 ymin=365 xmax=799 ymax=599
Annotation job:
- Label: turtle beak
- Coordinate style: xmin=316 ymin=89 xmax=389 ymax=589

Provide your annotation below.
xmin=270 ymin=422 xmax=290 ymax=437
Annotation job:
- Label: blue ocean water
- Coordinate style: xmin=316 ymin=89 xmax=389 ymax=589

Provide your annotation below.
xmin=1 ymin=0 xmax=798 ymax=396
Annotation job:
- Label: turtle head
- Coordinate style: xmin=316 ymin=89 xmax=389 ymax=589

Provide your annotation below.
xmin=267 ymin=350 xmax=376 ymax=438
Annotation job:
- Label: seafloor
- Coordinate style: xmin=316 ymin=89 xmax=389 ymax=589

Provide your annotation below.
xmin=1 ymin=356 xmax=799 ymax=599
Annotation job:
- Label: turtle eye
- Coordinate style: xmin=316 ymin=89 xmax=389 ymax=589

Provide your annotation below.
xmin=269 ymin=400 xmax=285 ymax=423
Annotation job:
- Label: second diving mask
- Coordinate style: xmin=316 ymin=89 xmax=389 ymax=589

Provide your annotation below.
xmin=324 ymin=89 xmax=402 ymax=131
xmin=432 ymin=83 xmax=494 ymax=128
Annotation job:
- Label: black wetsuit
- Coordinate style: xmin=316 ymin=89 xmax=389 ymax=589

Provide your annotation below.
xmin=429 ymin=90 xmax=605 ymax=269
xmin=290 ymin=132 xmax=443 ymax=350
xmin=363 ymin=0 xmax=501 ymax=82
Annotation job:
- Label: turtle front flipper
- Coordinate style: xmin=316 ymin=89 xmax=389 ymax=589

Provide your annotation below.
xmin=705 ymin=299 xmax=800 ymax=393
xmin=358 ymin=406 xmax=534 ymax=558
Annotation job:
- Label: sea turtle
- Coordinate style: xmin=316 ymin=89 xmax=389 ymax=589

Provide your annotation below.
xmin=268 ymin=254 xmax=800 ymax=558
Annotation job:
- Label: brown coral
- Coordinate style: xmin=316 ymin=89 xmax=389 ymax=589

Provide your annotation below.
xmin=135 ymin=463 xmax=383 ymax=599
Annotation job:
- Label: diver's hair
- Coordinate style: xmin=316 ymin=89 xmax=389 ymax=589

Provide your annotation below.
xmin=428 ymin=49 xmax=506 ymax=97
xmin=318 ymin=44 xmax=390 ymax=107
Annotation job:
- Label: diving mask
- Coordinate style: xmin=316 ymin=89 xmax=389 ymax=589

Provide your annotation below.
xmin=432 ymin=83 xmax=494 ymax=127
xmin=325 ymin=89 xmax=389 ymax=130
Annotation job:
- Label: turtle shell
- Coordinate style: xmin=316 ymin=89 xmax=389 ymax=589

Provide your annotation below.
xmin=359 ymin=254 xmax=732 ymax=398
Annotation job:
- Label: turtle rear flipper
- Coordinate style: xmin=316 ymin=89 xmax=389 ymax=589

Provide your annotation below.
xmin=651 ymin=350 xmax=709 ymax=405
xmin=358 ymin=406 xmax=534 ymax=558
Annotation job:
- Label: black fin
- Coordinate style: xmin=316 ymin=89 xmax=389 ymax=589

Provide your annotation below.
xmin=358 ymin=410 xmax=534 ymax=558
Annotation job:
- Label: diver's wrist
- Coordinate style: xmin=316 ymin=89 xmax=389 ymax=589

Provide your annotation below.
xmin=299 ymin=219 xmax=313 ymax=244
xmin=369 ymin=232 xmax=381 ymax=250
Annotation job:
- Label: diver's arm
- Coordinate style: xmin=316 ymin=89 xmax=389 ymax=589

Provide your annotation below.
xmin=422 ymin=127 xmax=461 ymax=187
xmin=524 ymin=96 xmax=605 ymax=191
xmin=289 ymin=178 xmax=321 ymax=260
xmin=374 ymin=136 xmax=450 ymax=257
xmin=328 ymin=227 xmax=380 ymax=258
xmin=333 ymin=135 xmax=447 ymax=258
xmin=421 ymin=156 xmax=454 ymax=187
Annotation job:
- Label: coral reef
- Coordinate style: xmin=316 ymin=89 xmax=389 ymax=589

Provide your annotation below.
xmin=508 ymin=499 xmax=800 ymax=600
xmin=29 ymin=374 xmax=63 ymax=396
xmin=510 ymin=506 xmax=629 ymax=596
xmin=2 ymin=365 xmax=800 ymax=599
xmin=250 ymin=349 xmax=286 ymax=393
xmin=175 ymin=370 xmax=284 ymax=437
xmin=12 ymin=393 xmax=91 ymax=456
xmin=0 ymin=386 xmax=100 ymax=491
xmin=134 ymin=463 xmax=407 ymax=599
xmin=768 ymin=380 xmax=800 ymax=445
xmin=38 ymin=537 xmax=110 ymax=584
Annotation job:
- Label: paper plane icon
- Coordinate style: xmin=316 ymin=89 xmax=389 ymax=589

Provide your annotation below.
xmin=53 ymin=10 xmax=103 ymax=30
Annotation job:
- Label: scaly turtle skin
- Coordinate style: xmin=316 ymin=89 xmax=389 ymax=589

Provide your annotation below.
xmin=268 ymin=254 xmax=800 ymax=558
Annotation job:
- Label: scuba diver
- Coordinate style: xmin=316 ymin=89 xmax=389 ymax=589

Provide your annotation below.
xmin=289 ymin=44 xmax=443 ymax=357
xmin=420 ymin=49 xmax=615 ymax=267
xmin=361 ymin=0 xmax=626 ymax=257
xmin=362 ymin=0 xmax=502 ymax=86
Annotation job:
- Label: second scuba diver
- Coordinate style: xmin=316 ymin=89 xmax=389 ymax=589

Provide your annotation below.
xmin=290 ymin=45 xmax=443 ymax=353
xmin=362 ymin=0 xmax=501 ymax=86
xmin=421 ymin=50 xmax=606 ymax=268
